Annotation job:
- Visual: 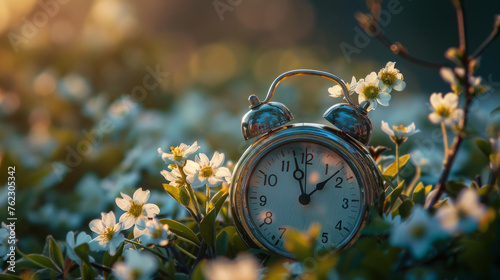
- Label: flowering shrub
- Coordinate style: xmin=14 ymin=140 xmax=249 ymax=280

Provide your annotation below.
xmin=1 ymin=1 xmax=500 ymax=280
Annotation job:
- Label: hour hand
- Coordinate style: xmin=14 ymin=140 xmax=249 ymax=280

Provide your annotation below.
xmin=308 ymin=169 xmax=341 ymax=197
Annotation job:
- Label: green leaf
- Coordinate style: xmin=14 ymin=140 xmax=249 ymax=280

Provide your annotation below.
xmin=47 ymin=235 xmax=64 ymax=271
xmin=446 ymin=180 xmax=467 ymax=198
xmin=475 ymin=138 xmax=492 ymax=157
xmin=200 ymin=209 xmax=217 ymax=246
xmin=383 ymin=180 xmax=404 ymax=212
xmin=80 ymin=262 xmax=94 ymax=280
xmin=199 ymin=188 xmax=229 ymax=246
xmin=74 ymin=243 xmax=91 ymax=267
xmin=160 ymin=219 xmax=201 ymax=246
xmin=164 ymin=184 xmax=191 ymax=207
xmin=398 ymin=200 xmax=414 ymax=218
xmin=383 ymin=154 xmax=411 ymax=178
xmin=209 ymin=188 xmax=229 ymax=217
xmin=102 ymin=242 xmax=124 ymax=277
xmin=412 ymin=182 xmax=427 ymax=205
xmin=216 ymin=231 xmax=228 ymax=256
xmin=0 ymin=274 xmax=23 ymax=280
xmin=24 ymin=254 xmax=61 ymax=272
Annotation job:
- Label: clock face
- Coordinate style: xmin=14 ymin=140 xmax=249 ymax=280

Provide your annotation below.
xmin=245 ymin=141 xmax=364 ymax=254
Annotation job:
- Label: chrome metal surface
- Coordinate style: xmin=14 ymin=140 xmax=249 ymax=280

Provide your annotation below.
xmin=230 ymin=124 xmax=383 ymax=259
xmin=323 ymin=103 xmax=373 ymax=145
xmin=241 ymin=101 xmax=294 ymax=140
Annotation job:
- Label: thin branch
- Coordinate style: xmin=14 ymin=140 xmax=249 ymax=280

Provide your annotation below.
xmin=472 ymin=29 xmax=499 ymax=58
xmin=428 ymin=0 xmax=471 ymax=209
xmin=90 ymin=262 xmax=112 ymax=273
xmin=357 ymin=13 xmax=448 ymax=69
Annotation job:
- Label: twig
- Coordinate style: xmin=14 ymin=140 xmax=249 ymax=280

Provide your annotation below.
xmin=472 ymin=28 xmax=499 ymax=58
xmin=170 ymin=247 xmax=190 ymax=274
xmin=428 ymin=0 xmax=472 ymax=209
xmin=359 ymin=15 xmax=448 ymax=69
xmin=90 ymin=262 xmax=112 ymax=273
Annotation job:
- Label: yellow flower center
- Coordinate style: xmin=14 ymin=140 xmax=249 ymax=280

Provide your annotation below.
xmin=392 ymin=124 xmax=408 ymax=136
xmin=380 ymin=71 xmax=397 ymax=87
xmin=128 ymin=202 xmax=144 ymax=218
xmin=102 ymin=227 xmax=115 ymax=243
xmin=410 ymin=224 xmax=426 ymax=239
xmin=200 ymin=166 xmax=214 ymax=178
xmin=170 ymin=146 xmax=184 ymax=161
xmin=436 ymin=105 xmax=451 ymax=118
xmin=363 ymin=85 xmax=380 ymax=100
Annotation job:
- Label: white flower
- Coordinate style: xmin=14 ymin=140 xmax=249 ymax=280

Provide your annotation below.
xmin=113 ymin=250 xmax=158 ymax=280
xmin=436 ymin=188 xmax=487 ymax=234
xmin=390 ymin=206 xmax=448 ymax=259
xmin=382 ymin=212 xmax=402 ymax=226
xmin=160 ymin=166 xmax=186 ymax=188
xmin=89 ymin=211 xmax=125 ymax=256
xmin=0 ymin=223 xmax=10 ymax=260
xmin=116 ymin=188 xmax=160 ymax=237
xmin=378 ymin=61 xmax=406 ymax=91
xmin=428 ymin=92 xmax=463 ymax=126
xmin=66 ymin=231 xmax=95 ymax=265
xmin=355 ymin=72 xmax=391 ymax=111
xmin=381 ymin=121 xmax=420 ymax=144
xmin=158 ymin=141 xmax=200 ymax=163
xmin=141 ymin=219 xmax=171 ymax=246
xmin=184 ymin=152 xmax=232 ymax=188
xmin=328 ymin=76 xmax=357 ymax=98
xmin=204 ymin=254 xmax=260 ymax=280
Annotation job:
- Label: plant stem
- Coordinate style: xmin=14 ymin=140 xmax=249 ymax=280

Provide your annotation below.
xmin=472 ymin=28 xmax=499 ymax=58
xmin=90 ymin=262 xmax=112 ymax=273
xmin=428 ymin=0 xmax=472 ymax=209
xmin=177 ymin=164 xmax=202 ymax=224
xmin=124 ymin=239 xmax=169 ymax=260
xmin=175 ymin=244 xmax=197 ymax=260
xmin=395 ymin=143 xmax=401 ymax=184
xmin=441 ymin=122 xmax=449 ymax=164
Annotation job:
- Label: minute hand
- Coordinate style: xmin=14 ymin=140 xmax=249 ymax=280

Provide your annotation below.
xmin=307 ymin=169 xmax=340 ymax=197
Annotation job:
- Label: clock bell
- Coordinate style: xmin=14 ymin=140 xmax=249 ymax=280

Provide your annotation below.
xmin=240 ymin=69 xmax=373 ymax=145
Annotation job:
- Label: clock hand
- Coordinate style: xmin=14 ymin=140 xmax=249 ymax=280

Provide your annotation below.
xmin=304 ymin=148 xmax=308 ymax=193
xmin=307 ymin=168 xmax=342 ymax=197
xmin=292 ymin=150 xmax=305 ymax=195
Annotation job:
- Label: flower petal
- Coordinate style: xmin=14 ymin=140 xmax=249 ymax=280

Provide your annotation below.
xmin=430 ymin=93 xmax=443 ymax=109
xmin=392 ymin=79 xmax=406 ymax=91
xmin=143 ymin=203 xmax=160 ymax=217
xmin=89 ymin=219 xmax=104 ymax=234
xmin=119 ymin=213 xmax=136 ymax=230
xmin=102 ymin=212 xmax=116 ymax=229
xmin=377 ymin=92 xmax=391 ymax=106
xmin=443 ymin=92 xmax=458 ymax=109
xmin=381 ymin=121 xmax=394 ymax=136
xmin=428 ymin=112 xmax=442 ymax=124
xmin=116 ymin=197 xmax=131 ymax=211
xmin=197 ymin=153 xmax=210 ymax=166
xmin=133 ymin=188 xmax=150 ymax=203
xmin=211 ymin=151 xmax=225 ymax=168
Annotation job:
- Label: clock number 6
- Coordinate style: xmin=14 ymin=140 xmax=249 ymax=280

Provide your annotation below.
xmin=264 ymin=212 xmax=273 ymax=224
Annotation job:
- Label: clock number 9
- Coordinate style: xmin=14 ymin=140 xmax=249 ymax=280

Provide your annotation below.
xmin=259 ymin=195 xmax=267 ymax=206
xmin=264 ymin=212 xmax=273 ymax=224
xmin=263 ymin=174 xmax=277 ymax=187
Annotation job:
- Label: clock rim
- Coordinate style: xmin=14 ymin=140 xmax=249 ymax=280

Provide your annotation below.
xmin=229 ymin=123 xmax=383 ymax=259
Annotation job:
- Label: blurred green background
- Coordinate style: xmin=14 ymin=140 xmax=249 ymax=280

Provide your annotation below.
xmin=0 ymin=0 xmax=499 ymax=252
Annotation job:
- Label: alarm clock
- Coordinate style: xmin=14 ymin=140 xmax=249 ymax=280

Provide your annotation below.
xmin=229 ymin=69 xmax=384 ymax=258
